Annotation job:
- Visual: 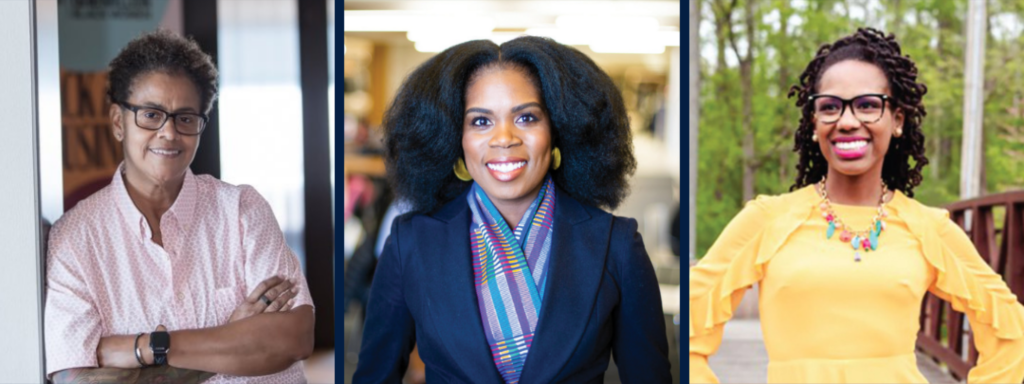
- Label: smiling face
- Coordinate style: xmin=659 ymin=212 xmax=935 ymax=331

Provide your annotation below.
xmin=111 ymin=71 xmax=202 ymax=188
xmin=813 ymin=60 xmax=904 ymax=178
xmin=462 ymin=66 xmax=552 ymax=209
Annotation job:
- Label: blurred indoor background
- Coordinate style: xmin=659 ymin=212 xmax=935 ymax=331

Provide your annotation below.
xmin=343 ymin=1 xmax=682 ymax=383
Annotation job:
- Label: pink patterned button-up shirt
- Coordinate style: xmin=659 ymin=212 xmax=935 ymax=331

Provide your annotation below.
xmin=44 ymin=164 xmax=314 ymax=383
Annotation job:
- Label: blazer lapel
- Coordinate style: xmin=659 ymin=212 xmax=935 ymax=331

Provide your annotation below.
xmin=422 ymin=191 xmax=505 ymax=383
xmin=518 ymin=190 xmax=612 ymax=383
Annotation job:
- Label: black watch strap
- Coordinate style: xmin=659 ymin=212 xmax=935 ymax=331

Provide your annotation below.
xmin=149 ymin=331 xmax=171 ymax=366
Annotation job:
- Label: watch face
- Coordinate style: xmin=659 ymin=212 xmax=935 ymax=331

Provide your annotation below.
xmin=150 ymin=331 xmax=170 ymax=352
xmin=150 ymin=331 xmax=170 ymax=365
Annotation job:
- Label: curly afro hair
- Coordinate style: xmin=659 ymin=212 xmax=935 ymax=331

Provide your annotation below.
xmin=383 ymin=36 xmax=636 ymax=213
xmin=107 ymin=29 xmax=218 ymax=114
xmin=788 ymin=27 xmax=929 ymax=196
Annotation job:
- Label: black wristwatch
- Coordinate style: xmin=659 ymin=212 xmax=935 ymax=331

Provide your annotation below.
xmin=149 ymin=331 xmax=171 ymax=366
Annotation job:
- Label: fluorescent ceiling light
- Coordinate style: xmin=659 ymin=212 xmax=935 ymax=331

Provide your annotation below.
xmin=407 ymin=29 xmax=493 ymax=43
xmin=406 ymin=18 xmax=496 ymax=42
xmin=346 ymin=10 xmax=543 ymax=32
xmin=413 ymin=31 xmax=529 ymax=52
xmin=347 ymin=8 xmax=680 ymax=54
xmin=524 ymin=27 xmax=589 ymax=45
xmin=490 ymin=32 xmax=526 ymax=45
xmin=659 ymin=30 xmax=680 ymax=47
xmin=590 ymin=41 xmax=665 ymax=54
xmin=344 ymin=11 xmax=427 ymax=31
xmin=527 ymin=26 xmax=675 ymax=53
xmin=347 ymin=9 xmax=677 ymax=33
xmin=555 ymin=15 xmax=660 ymax=33
xmin=347 ymin=1 xmax=680 ymax=17
xmin=414 ymin=40 xmax=466 ymax=53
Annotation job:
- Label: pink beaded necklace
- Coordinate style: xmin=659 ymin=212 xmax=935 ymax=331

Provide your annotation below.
xmin=816 ymin=177 xmax=890 ymax=262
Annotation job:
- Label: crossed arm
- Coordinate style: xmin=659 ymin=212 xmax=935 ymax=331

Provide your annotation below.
xmin=52 ymin=278 xmax=314 ymax=384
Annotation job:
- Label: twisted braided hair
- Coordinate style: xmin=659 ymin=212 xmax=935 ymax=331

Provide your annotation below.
xmin=788 ymin=28 xmax=929 ymax=196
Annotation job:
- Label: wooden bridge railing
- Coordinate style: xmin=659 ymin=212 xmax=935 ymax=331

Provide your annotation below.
xmin=917 ymin=190 xmax=1024 ymax=381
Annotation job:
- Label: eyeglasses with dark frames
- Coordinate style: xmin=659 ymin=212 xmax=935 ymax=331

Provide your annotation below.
xmin=117 ymin=101 xmax=208 ymax=136
xmin=808 ymin=94 xmax=891 ymax=124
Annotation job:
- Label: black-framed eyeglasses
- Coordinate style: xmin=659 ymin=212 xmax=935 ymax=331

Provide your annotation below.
xmin=808 ymin=94 xmax=891 ymax=124
xmin=117 ymin=101 xmax=208 ymax=136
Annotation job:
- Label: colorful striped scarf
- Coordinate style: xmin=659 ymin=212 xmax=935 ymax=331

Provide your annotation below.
xmin=468 ymin=176 xmax=556 ymax=384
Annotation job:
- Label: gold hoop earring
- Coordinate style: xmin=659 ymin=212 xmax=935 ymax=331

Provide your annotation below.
xmin=811 ymin=133 xmax=818 ymax=142
xmin=551 ymin=147 xmax=561 ymax=170
xmin=454 ymin=158 xmax=472 ymax=181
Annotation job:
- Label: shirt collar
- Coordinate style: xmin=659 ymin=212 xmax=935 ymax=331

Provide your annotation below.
xmin=111 ymin=162 xmax=198 ymax=240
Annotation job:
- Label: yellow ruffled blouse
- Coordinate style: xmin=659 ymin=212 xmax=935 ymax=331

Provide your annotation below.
xmin=689 ymin=186 xmax=1024 ymax=383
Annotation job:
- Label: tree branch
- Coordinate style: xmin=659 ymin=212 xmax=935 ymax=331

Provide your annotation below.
xmin=727 ymin=21 xmax=743 ymax=64
xmin=750 ymin=136 xmax=793 ymax=169
xmin=712 ymin=0 xmax=744 ymax=65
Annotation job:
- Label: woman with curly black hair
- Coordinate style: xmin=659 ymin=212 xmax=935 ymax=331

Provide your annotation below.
xmin=44 ymin=30 xmax=315 ymax=384
xmin=689 ymin=28 xmax=1024 ymax=383
xmin=353 ymin=36 xmax=671 ymax=383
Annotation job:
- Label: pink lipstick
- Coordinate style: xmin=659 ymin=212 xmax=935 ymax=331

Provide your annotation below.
xmin=831 ymin=136 xmax=870 ymax=160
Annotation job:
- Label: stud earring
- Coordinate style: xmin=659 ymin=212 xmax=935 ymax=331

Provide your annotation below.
xmin=551 ymin=147 xmax=561 ymax=170
xmin=453 ymin=158 xmax=472 ymax=181
xmin=894 ymin=128 xmax=903 ymax=138
xmin=811 ymin=133 xmax=818 ymax=142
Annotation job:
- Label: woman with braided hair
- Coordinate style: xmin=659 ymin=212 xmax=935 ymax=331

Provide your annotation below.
xmin=689 ymin=28 xmax=1024 ymax=383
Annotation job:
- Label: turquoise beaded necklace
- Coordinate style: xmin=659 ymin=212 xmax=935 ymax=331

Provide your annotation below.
xmin=816 ymin=177 xmax=890 ymax=262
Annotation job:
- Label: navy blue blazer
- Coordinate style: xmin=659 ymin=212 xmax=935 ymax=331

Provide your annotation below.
xmin=352 ymin=188 xmax=671 ymax=383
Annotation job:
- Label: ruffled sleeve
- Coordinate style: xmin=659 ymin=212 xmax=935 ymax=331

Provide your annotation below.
xmin=918 ymin=208 xmax=1024 ymax=383
xmin=689 ymin=194 xmax=800 ymax=383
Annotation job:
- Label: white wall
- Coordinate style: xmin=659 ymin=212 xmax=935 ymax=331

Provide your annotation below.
xmin=0 ymin=0 xmax=45 ymax=382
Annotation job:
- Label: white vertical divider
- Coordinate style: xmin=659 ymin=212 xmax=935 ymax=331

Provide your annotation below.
xmin=0 ymin=0 xmax=48 ymax=381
